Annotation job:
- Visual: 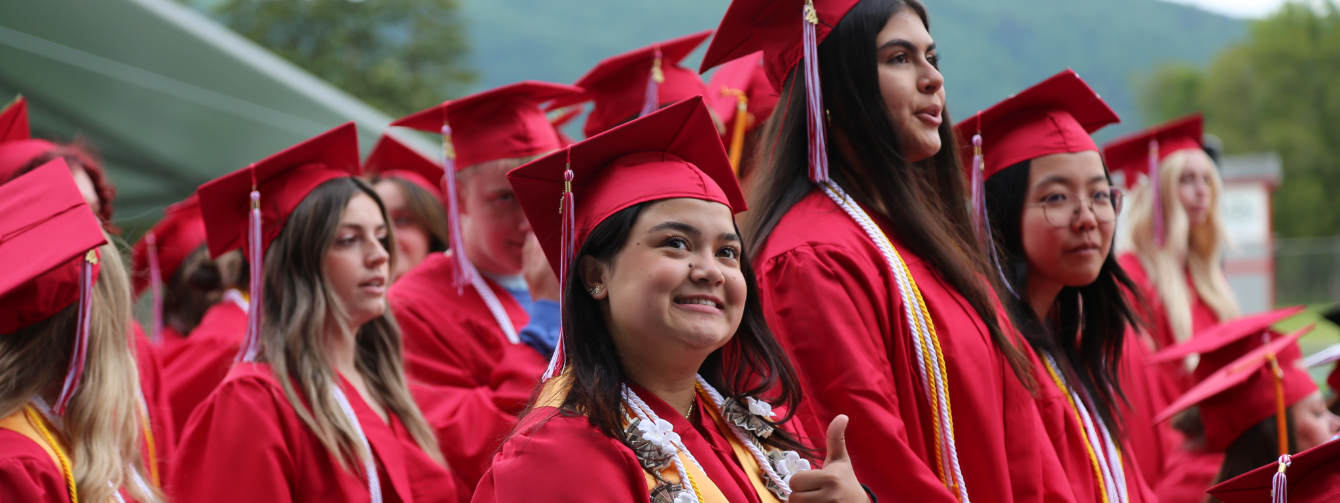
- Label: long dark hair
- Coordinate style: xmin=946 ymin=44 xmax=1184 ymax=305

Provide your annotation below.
xmin=984 ymin=160 xmax=1145 ymax=440
xmin=1209 ymin=411 xmax=1296 ymax=502
xmin=553 ymin=202 xmax=811 ymax=456
xmin=742 ymin=0 xmax=1033 ymax=383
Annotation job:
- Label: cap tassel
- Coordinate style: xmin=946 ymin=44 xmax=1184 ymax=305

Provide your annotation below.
xmin=1272 ymin=455 xmax=1291 ymax=503
xmin=542 ymin=152 xmax=576 ymax=382
xmin=440 ymin=125 xmax=477 ymax=294
xmin=1149 ymin=140 xmax=1164 ymax=248
xmin=145 ymin=232 xmax=164 ymax=344
xmin=1266 ymin=333 xmax=1289 ymax=457
xmin=970 ymin=132 xmax=1017 ymax=298
xmin=802 ymin=0 xmax=829 ymax=183
xmin=236 ymin=167 xmax=264 ymax=362
xmin=725 ymin=89 xmax=749 ymax=173
xmin=54 ymin=250 xmax=96 ymax=415
xmin=641 ymin=47 xmax=665 ymax=118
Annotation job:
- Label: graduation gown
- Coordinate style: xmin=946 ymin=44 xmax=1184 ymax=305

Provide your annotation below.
xmin=161 ymin=295 xmax=247 ymax=436
xmin=1115 ymin=327 xmax=1182 ymax=488
xmin=388 ymin=253 xmax=548 ymax=496
xmin=473 ymin=380 xmax=781 ymax=503
xmin=0 ymin=409 xmax=71 ymax=503
xmin=131 ymin=321 xmax=175 ymax=489
xmin=1117 ymin=253 xmax=1221 ymax=390
xmin=169 ymin=362 xmax=457 ymax=503
xmin=753 ymin=190 xmax=1075 ymax=503
xmin=1024 ymin=347 xmax=1158 ymax=503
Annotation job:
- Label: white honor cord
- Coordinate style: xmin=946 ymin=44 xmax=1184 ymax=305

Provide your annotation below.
xmin=820 ymin=184 xmax=970 ymax=502
xmin=1075 ymin=375 xmax=1129 ymax=503
xmin=224 ymin=288 xmax=249 ymax=313
xmin=622 ymin=386 xmax=703 ymax=503
xmin=331 ymin=385 xmax=382 ymax=503
xmin=469 ymin=270 xmax=520 ymax=344
xmin=1046 ymin=354 xmax=1127 ymax=503
xmin=692 ymin=377 xmax=791 ymax=496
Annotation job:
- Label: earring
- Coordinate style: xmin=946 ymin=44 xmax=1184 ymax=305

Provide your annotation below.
xmin=589 ymin=285 xmax=605 ymax=296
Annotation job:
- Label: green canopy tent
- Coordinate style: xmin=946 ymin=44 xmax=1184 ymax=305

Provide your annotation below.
xmin=0 ymin=0 xmax=434 ymax=234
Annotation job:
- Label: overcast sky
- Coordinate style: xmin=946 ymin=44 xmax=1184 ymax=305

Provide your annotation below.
xmin=1164 ymin=0 xmax=1294 ymax=17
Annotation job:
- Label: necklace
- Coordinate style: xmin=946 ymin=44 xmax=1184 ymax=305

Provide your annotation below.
xmin=684 ymin=400 xmax=695 ymax=420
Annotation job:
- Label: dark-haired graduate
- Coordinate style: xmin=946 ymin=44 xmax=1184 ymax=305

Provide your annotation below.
xmin=169 ymin=123 xmax=456 ymax=502
xmin=478 ymin=96 xmax=868 ymax=503
xmin=962 ymin=70 xmax=1156 ymax=503
xmin=702 ymin=1 xmax=1073 ymax=501
xmin=364 ymin=134 xmax=450 ymax=281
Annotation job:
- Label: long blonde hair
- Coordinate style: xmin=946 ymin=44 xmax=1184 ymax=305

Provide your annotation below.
xmin=261 ymin=177 xmax=445 ymax=471
xmin=0 ymin=240 xmax=165 ymax=503
xmin=1124 ymin=148 xmax=1239 ymax=343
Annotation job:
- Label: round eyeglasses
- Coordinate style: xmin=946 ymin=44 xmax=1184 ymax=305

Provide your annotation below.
xmin=1025 ymin=188 xmax=1123 ymax=228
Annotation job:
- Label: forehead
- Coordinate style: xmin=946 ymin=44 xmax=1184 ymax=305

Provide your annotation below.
xmin=341 ymin=192 xmax=386 ymax=225
xmin=878 ymin=8 xmax=932 ymax=44
xmin=1028 ymin=150 xmax=1106 ymax=186
xmin=635 ymin=198 xmax=736 ymax=233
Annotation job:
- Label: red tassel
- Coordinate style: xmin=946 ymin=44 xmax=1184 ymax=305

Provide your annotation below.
xmin=542 ymin=152 xmax=576 ymax=382
xmin=802 ymin=0 xmax=829 ymax=184
xmin=441 ymin=125 xmax=476 ymax=293
xmin=55 ymin=250 xmax=96 ymax=415
xmin=146 ymin=232 xmax=163 ymax=344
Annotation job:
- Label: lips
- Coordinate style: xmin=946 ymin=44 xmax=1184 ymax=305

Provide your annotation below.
xmin=1066 ymin=242 xmax=1102 ymax=254
xmin=358 ymin=276 xmax=387 ymax=292
xmin=914 ymin=104 xmax=943 ymax=127
xmin=674 ymin=294 xmax=724 ymax=311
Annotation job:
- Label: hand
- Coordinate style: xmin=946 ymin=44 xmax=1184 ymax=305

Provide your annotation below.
xmin=787 ymin=415 xmax=869 ymax=503
xmin=522 ymin=233 xmax=560 ymax=301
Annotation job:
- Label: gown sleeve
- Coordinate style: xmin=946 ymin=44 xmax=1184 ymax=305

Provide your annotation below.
xmin=167 ymin=375 xmax=296 ymax=503
xmin=757 ymin=244 xmax=960 ymax=503
xmin=0 ymin=456 xmax=67 ymax=503
xmin=471 ymin=410 xmax=648 ymax=503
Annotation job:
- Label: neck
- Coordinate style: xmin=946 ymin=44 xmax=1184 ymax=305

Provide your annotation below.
xmin=324 ymin=318 xmax=360 ymax=380
xmin=1025 ymin=275 xmax=1064 ymax=322
xmin=621 ymin=349 xmax=705 ymax=419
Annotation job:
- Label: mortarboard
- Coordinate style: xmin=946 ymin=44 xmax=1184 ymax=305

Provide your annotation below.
xmin=0 ymin=95 xmax=57 ymax=183
xmin=131 ymin=196 xmax=207 ymax=343
xmin=706 ymin=51 xmax=778 ymax=173
xmin=364 ymin=134 xmax=446 ymax=203
xmin=1100 ymin=113 xmax=1204 ymax=248
xmin=1208 ymin=438 xmax=1340 ymax=503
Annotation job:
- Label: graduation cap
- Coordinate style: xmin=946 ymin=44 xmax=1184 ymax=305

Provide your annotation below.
xmin=1151 ymin=306 xmax=1306 ymax=380
xmin=702 ymin=0 xmax=866 ymax=184
xmin=0 ymin=159 xmax=108 ymax=414
xmin=1207 ymin=426 xmax=1340 ymax=503
xmin=1100 ymin=113 xmax=1204 ymax=248
xmin=196 ymin=122 xmax=362 ymax=362
xmin=130 ymin=196 xmax=207 ymax=343
xmin=391 ymin=81 xmax=585 ymax=291
xmin=364 ymin=134 xmax=446 ymax=203
xmin=553 ymin=31 xmax=713 ymax=138
xmin=0 ymin=95 xmax=58 ymax=183
xmin=1154 ymin=324 xmax=1317 ymax=453
xmin=705 ymin=51 xmax=778 ymax=173
xmin=508 ymin=96 xmax=743 ymax=381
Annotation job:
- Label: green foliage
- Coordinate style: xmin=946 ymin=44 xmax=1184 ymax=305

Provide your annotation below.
xmin=202 ymin=0 xmax=475 ymax=117
xmin=1138 ymin=2 xmax=1340 ymax=238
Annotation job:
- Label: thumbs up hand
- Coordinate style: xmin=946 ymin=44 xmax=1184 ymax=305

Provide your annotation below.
xmin=786 ymin=415 xmax=870 ymax=503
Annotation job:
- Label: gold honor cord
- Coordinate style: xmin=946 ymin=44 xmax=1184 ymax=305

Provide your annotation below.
xmin=1042 ymin=358 xmax=1114 ymax=503
xmin=27 ymin=405 xmax=77 ymax=503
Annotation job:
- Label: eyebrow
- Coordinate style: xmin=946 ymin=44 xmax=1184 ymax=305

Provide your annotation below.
xmin=649 ymin=221 xmax=741 ymax=243
xmin=1033 ymin=174 xmax=1112 ymax=190
xmin=338 ymin=222 xmax=387 ymax=233
xmin=878 ymin=39 xmax=935 ymax=53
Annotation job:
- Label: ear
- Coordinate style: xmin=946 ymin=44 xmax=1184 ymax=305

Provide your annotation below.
xmin=578 ymin=255 xmax=608 ymax=300
xmin=454 ymin=172 xmax=471 ymax=216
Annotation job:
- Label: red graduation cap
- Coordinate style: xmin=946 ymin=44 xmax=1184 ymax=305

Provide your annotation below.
xmin=391 ymin=81 xmax=584 ymax=290
xmin=1209 ymin=438 xmax=1340 ymax=503
xmin=0 ymin=159 xmax=107 ymax=414
xmin=1150 ymin=305 xmax=1306 ymax=380
xmin=1100 ymin=113 xmax=1203 ymax=248
xmin=706 ymin=51 xmax=778 ymax=172
xmin=550 ymin=106 xmax=583 ymax=148
xmin=130 ymin=196 xmax=207 ymax=343
xmin=364 ymin=134 xmax=446 ymax=203
xmin=0 ymin=95 xmax=58 ymax=183
xmin=508 ymin=96 xmax=744 ymax=380
xmin=1154 ymin=324 xmax=1317 ymax=452
xmin=556 ymin=31 xmax=713 ymax=138
xmin=196 ymin=122 xmax=361 ymax=362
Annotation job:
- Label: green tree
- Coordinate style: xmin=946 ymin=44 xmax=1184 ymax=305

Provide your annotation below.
xmin=202 ymin=0 xmax=474 ymax=117
xmin=1137 ymin=1 xmax=1340 ymax=238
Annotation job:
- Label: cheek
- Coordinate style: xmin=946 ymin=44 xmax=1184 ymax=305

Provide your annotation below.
xmin=1020 ymin=216 xmax=1062 ymax=264
xmin=397 ymin=227 xmax=430 ymax=257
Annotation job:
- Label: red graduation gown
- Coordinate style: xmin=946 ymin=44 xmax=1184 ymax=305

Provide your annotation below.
xmin=388 ymin=253 xmax=547 ymax=496
xmin=161 ymin=297 xmax=247 ymax=436
xmin=1117 ymin=253 xmax=1221 ymax=390
xmin=754 ymin=190 xmax=1075 ymax=503
xmin=1024 ymin=347 xmax=1158 ymax=503
xmin=0 ymin=420 xmax=70 ymax=503
xmin=131 ymin=321 xmax=175 ymax=488
xmin=1114 ymin=327 xmax=1182 ymax=488
xmin=473 ymin=384 xmax=771 ymax=503
xmin=169 ymin=362 xmax=456 ymax=503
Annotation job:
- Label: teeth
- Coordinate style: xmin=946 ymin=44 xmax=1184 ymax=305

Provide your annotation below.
xmin=679 ymin=298 xmax=716 ymax=307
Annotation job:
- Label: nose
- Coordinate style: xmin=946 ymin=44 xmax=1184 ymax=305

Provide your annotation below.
xmin=920 ymin=61 xmax=944 ymax=94
xmin=368 ymin=235 xmax=390 ymax=269
xmin=689 ymin=254 xmax=725 ymax=286
xmin=1072 ymin=200 xmax=1099 ymax=231
xmin=518 ymin=216 xmax=533 ymax=234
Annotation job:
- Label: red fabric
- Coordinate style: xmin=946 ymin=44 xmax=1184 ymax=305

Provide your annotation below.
xmin=1119 ymin=253 xmax=1221 ymax=392
xmin=388 ymin=254 xmax=546 ymax=499
xmin=161 ymin=298 xmax=247 ymax=436
xmin=0 ymin=159 xmax=107 ymax=334
xmin=196 ymin=123 xmax=361 ymax=259
xmin=131 ymin=321 xmax=177 ymax=484
xmin=169 ymin=362 xmax=456 ymax=502
xmin=1209 ymin=435 xmax=1340 ymax=503
xmin=0 ymin=430 xmax=71 ymax=503
xmin=392 ymin=81 xmax=584 ymax=169
xmin=0 ymin=96 xmax=31 ymax=143
xmin=706 ymin=52 xmax=778 ymax=130
xmin=1153 ymin=447 xmax=1223 ymax=503
xmin=1115 ymin=326 xmax=1184 ymax=488
xmin=131 ymin=196 xmax=207 ymax=298
xmin=701 ymin=0 xmax=860 ymax=88
xmin=557 ymin=31 xmax=712 ymax=137
xmin=1023 ymin=346 xmax=1158 ymax=503
xmin=953 ymin=70 xmax=1119 ymax=180
xmin=753 ymin=189 xmax=1076 ymax=503
xmin=365 ymin=135 xmax=446 ymax=202
xmin=510 ymin=98 xmax=742 ymax=277
xmin=1102 ymin=114 xmax=1203 ymax=189
xmin=473 ymin=389 xmax=768 ymax=502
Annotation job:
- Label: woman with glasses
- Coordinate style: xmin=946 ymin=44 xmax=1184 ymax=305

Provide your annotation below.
xmin=961 ymin=70 xmax=1156 ymax=503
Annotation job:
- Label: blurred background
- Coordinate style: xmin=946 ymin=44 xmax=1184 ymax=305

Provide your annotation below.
xmin=2 ymin=0 xmax=1337 ymax=360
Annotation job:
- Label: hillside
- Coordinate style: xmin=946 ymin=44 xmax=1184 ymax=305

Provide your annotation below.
xmin=459 ymin=0 xmax=1245 ymax=140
